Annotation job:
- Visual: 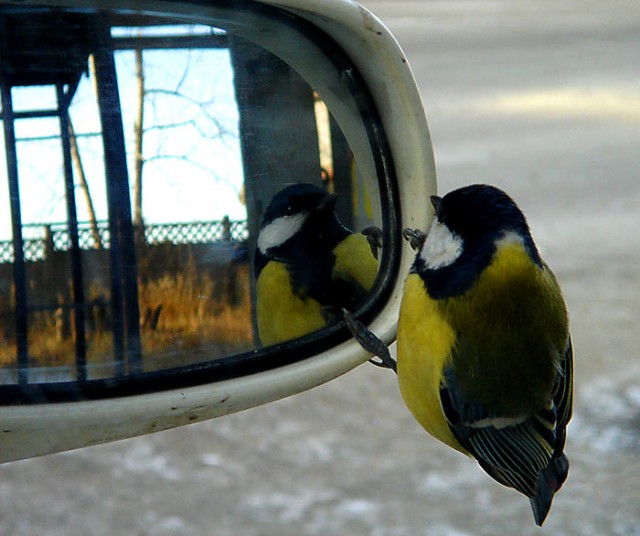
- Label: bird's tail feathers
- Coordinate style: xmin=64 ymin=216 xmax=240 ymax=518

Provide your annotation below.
xmin=529 ymin=454 xmax=569 ymax=526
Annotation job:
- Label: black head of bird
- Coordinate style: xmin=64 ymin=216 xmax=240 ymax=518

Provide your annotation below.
xmin=413 ymin=184 xmax=542 ymax=299
xmin=256 ymin=183 xmax=348 ymax=274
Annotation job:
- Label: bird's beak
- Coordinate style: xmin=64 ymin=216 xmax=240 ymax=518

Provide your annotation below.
xmin=430 ymin=195 xmax=442 ymax=216
xmin=315 ymin=193 xmax=338 ymax=213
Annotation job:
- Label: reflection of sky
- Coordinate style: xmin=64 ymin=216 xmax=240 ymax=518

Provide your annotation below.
xmin=0 ymin=40 xmax=245 ymax=241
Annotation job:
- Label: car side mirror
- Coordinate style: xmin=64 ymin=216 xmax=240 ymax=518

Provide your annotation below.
xmin=0 ymin=0 xmax=436 ymax=463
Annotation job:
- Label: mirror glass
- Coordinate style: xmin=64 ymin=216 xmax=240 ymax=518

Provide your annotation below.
xmin=0 ymin=3 xmax=392 ymax=391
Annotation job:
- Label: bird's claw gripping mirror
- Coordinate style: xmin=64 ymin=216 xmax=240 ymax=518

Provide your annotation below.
xmin=402 ymin=227 xmax=427 ymax=251
xmin=342 ymin=308 xmax=396 ymax=372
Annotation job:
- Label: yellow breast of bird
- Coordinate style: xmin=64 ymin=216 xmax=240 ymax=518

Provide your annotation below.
xmin=397 ymin=273 xmax=467 ymax=454
xmin=256 ymin=261 xmax=326 ymax=346
xmin=331 ymin=233 xmax=379 ymax=291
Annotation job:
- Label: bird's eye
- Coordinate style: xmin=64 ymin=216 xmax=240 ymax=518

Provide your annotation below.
xmin=285 ymin=205 xmax=294 ymax=216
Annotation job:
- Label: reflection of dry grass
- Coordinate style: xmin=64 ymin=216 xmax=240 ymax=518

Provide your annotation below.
xmin=0 ymin=267 xmax=253 ymax=373
xmin=139 ymin=271 xmax=253 ymax=370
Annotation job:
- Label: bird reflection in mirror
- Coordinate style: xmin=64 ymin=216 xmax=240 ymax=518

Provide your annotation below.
xmin=255 ymin=183 xmax=380 ymax=346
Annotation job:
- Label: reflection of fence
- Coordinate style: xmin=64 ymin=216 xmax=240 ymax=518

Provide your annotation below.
xmin=0 ymin=219 xmax=248 ymax=263
xmin=144 ymin=220 xmax=248 ymax=245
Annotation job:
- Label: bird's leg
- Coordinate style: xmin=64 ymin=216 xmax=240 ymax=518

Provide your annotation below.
xmin=361 ymin=226 xmax=383 ymax=260
xmin=320 ymin=305 xmax=342 ymax=325
xmin=402 ymin=228 xmax=427 ymax=251
xmin=342 ymin=309 xmax=397 ymax=373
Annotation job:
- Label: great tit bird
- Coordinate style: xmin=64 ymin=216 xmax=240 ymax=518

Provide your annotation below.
xmin=255 ymin=183 xmax=379 ymax=346
xmin=397 ymin=184 xmax=573 ymax=526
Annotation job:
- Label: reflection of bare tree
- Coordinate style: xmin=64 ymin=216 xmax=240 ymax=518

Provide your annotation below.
xmin=132 ymin=46 xmax=144 ymax=229
xmin=130 ymin=47 xmax=236 ymax=233
xmin=67 ymin=118 xmax=102 ymax=248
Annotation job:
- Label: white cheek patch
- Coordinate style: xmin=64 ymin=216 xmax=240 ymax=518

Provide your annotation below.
xmin=419 ymin=219 xmax=463 ymax=269
xmin=258 ymin=213 xmax=307 ymax=254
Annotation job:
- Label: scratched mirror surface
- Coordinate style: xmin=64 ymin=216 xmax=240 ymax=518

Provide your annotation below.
xmin=0 ymin=3 xmax=391 ymax=388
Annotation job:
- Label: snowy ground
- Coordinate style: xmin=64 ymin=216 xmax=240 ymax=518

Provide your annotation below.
xmin=1 ymin=1 xmax=639 ymax=534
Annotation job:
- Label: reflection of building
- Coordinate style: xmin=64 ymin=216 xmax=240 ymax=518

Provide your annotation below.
xmin=0 ymin=8 xmax=238 ymax=383
xmin=1 ymin=9 xmax=125 ymax=382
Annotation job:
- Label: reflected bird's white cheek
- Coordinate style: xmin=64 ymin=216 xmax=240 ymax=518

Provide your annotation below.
xmin=258 ymin=213 xmax=307 ymax=253
xmin=419 ymin=220 xmax=463 ymax=269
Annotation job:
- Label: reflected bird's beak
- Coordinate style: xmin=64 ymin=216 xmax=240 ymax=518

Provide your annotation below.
xmin=315 ymin=193 xmax=338 ymax=213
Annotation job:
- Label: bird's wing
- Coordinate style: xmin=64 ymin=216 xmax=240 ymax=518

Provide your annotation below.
xmin=552 ymin=337 xmax=574 ymax=455
xmin=529 ymin=338 xmax=573 ymax=525
xmin=439 ymin=338 xmax=573 ymax=499
xmin=330 ymin=232 xmax=379 ymax=309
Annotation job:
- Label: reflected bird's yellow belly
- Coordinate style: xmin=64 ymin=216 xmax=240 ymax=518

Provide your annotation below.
xmin=256 ymin=261 xmax=326 ymax=346
xmin=331 ymin=233 xmax=379 ymax=291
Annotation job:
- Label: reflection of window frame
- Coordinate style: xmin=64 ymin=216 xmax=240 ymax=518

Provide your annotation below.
xmin=0 ymin=11 xmax=128 ymax=384
xmin=0 ymin=12 xmax=242 ymax=384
